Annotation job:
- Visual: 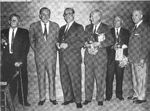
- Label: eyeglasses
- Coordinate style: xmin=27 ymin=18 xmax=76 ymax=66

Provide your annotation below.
xmin=63 ymin=12 xmax=73 ymax=17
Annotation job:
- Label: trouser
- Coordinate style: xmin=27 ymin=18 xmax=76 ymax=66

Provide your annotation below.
xmin=35 ymin=56 xmax=56 ymax=101
xmin=59 ymin=56 xmax=82 ymax=103
xmin=106 ymin=60 xmax=124 ymax=99
xmin=131 ymin=62 xmax=147 ymax=100
xmin=2 ymin=62 xmax=29 ymax=103
xmin=84 ymin=52 xmax=107 ymax=102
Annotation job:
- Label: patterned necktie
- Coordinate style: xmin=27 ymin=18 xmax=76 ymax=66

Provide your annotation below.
xmin=11 ymin=29 xmax=15 ymax=53
xmin=44 ymin=23 xmax=47 ymax=40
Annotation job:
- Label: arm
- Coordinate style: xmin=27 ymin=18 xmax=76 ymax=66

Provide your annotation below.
xmin=29 ymin=24 xmax=36 ymax=51
xmin=100 ymin=28 xmax=114 ymax=48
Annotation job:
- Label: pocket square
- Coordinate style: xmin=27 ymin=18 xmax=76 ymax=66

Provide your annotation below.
xmin=134 ymin=33 xmax=140 ymax=35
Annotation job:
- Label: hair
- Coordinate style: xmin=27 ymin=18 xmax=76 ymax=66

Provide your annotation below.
xmin=64 ymin=8 xmax=75 ymax=15
xmin=113 ymin=15 xmax=124 ymax=25
xmin=39 ymin=7 xmax=51 ymax=15
xmin=90 ymin=9 xmax=102 ymax=17
xmin=133 ymin=9 xmax=143 ymax=16
xmin=9 ymin=13 xmax=20 ymax=21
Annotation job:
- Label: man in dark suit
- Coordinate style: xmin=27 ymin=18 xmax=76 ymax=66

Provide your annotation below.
xmin=83 ymin=9 xmax=114 ymax=106
xmin=128 ymin=9 xmax=150 ymax=104
xmin=1 ymin=13 xmax=30 ymax=106
xmin=56 ymin=8 xmax=84 ymax=108
xmin=106 ymin=15 xmax=130 ymax=101
xmin=29 ymin=7 xmax=59 ymax=105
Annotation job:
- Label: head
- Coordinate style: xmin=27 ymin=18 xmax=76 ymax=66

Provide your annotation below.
xmin=113 ymin=15 xmax=123 ymax=28
xmin=39 ymin=7 xmax=51 ymax=23
xmin=63 ymin=8 xmax=75 ymax=23
xmin=132 ymin=9 xmax=143 ymax=24
xmin=9 ymin=13 xmax=20 ymax=28
xmin=90 ymin=9 xmax=102 ymax=25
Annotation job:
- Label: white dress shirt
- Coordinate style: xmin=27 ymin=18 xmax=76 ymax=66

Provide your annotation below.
xmin=9 ymin=27 xmax=17 ymax=54
xmin=41 ymin=21 xmax=49 ymax=41
xmin=93 ymin=22 xmax=101 ymax=33
xmin=65 ymin=21 xmax=74 ymax=32
xmin=115 ymin=27 xmax=121 ymax=38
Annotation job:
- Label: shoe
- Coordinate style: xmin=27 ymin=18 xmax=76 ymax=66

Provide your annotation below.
xmin=83 ymin=100 xmax=91 ymax=105
xmin=62 ymin=99 xmax=74 ymax=105
xmin=20 ymin=101 xmax=31 ymax=106
xmin=133 ymin=99 xmax=146 ymax=104
xmin=38 ymin=99 xmax=46 ymax=105
xmin=98 ymin=101 xmax=103 ymax=106
xmin=127 ymin=96 xmax=137 ymax=100
xmin=50 ymin=99 xmax=58 ymax=105
xmin=76 ymin=103 xmax=82 ymax=108
xmin=105 ymin=98 xmax=111 ymax=101
xmin=117 ymin=97 xmax=124 ymax=101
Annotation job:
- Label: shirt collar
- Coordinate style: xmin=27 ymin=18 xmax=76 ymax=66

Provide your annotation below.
xmin=67 ymin=21 xmax=74 ymax=28
xmin=136 ymin=20 xmax=143 ymax=28
xmin=40 ymin=20 xmax=49 ymax=25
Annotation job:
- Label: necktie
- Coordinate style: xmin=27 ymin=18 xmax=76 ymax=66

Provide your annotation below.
xmin=65 ymin=24 xmax=69 ymax=33
xmin=44 ymin=23 xmax=47 ymax=40
xmin=133 ymin=25 xmax=137 ymax=31
xmin=93 ymin=26 xmax=96 ymax=34
xmin=11 ymin=29 xmax=15 ymax=53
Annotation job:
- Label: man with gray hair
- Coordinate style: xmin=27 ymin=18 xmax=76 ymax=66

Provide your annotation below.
xmin=128 ymin=9 xmax=150 ymax=104
xmin=83 ymin=9 xmax=114 ymax=106
xmin=106 ymin=15 xmax=130 ymax=101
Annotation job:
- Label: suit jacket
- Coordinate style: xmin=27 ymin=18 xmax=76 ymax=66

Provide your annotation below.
xmin=85 ymin=23 xmax=114 ymax=58
xmin=29 ymin=21 xmax=59 ymax=59
xmin=128 ymin=22 xmax=150 ymax=63
xmin=107 ymin=27 xmax=130 ymax=62
xmin=1 ymin=28 xmax=30 ymax=65
xmin=58 ymin=22 xmax=84 ymax=63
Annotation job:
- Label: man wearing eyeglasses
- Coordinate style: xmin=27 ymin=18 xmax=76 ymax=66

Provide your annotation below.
xmin=57 ymin=8 xmax=84 ymax=108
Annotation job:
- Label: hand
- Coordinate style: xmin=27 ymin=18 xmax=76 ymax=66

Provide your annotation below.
xmin=92 ymin=42 xmax=101 ymax=47
xmin=84 ymin=42 xmax=91 ymax=48
xmin=60 ymin=43 xmax=68 ymax=49
xmin=138 ymin=59 xmax=144 ymax=67
xmin=14 ymin=62 xmax=22 ymax=67
xmin=56 ymin=43 xmax=60 ymax=49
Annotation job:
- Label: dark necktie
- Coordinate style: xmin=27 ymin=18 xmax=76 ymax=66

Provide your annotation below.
xmin=11 ymin=29 xmax=15 ymax=53
xmin=133 ymin=25 xmax=137 ymax=32
xmin=93 ymin=26 xmax=96 ymax=34
xmin=44 ymin=24 xmax=47 ymax=40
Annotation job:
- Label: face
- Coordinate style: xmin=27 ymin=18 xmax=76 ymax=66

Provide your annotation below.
xmin=63 ymin=9 xmax=74 ymax=23
xmin=40 ymin=9 xmax=50 ymax=23
xmin=132 ymin=10 xmax=143 ymax=24
xmin=114 ymin=16 xmax=122 ymax=28
xmin=9 ymin=16 xmax=19 ymax=28
xmin=91 ymin=12 xmax=101 ymax=25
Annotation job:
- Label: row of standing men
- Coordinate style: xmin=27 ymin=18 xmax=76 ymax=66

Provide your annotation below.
xmin=1 ymin=7 xmax=150 ymax=109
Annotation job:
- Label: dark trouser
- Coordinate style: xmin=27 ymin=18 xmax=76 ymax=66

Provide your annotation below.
xmin=59 ymin=55 xmax=82 ymax=103
xmin=106 ymin=60 xmax=124 ymax=99
xmin=84 ymin=52 xmax=107 ymax=102
xmin=1 ymin=61 xmax=29 ymax=103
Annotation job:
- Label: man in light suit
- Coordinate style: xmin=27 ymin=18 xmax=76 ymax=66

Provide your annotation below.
xmin=1 ymin=13 xmax=30 ymax=106
xmin=128 ymin=9 xmax=150 ymax=104
xmin=106 ymin=15 xmax=130 ymax=101
xmin=29 ymin=7 xmax=59 ymax=105
xmin=57 ymin=8 xmax=84 ymax=108
xmin=83 ymin=9 xmax=114 ymax=106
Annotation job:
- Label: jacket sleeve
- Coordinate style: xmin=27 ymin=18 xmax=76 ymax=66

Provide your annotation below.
xmin=29 ymin=24 xmax=36 ymax=51
xmin=101 ymin=27 xmax=114 ymax=48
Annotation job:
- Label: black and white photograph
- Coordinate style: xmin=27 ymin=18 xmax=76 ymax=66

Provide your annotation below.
xmin=0 ymin=0 xmax=150 ymax=111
